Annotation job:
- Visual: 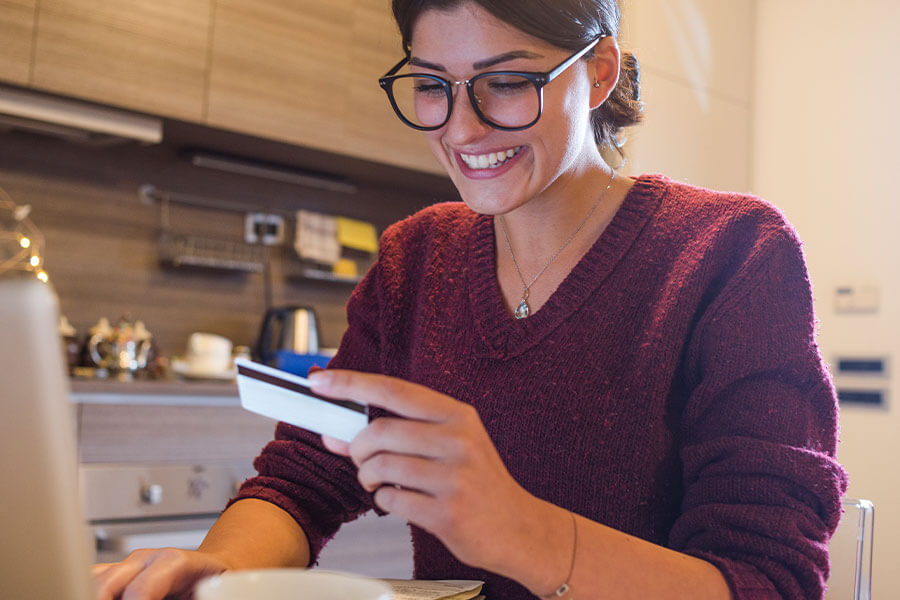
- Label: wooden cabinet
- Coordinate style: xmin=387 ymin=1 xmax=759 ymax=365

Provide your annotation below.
xmin=347 ymin=0 xmax=441 ymax=174
xmin=207 ymin=0 xmax=440 ymax=174
xmin=0 ymin=0 xmax=36 ymax=85
xmin=207 ymin=0 xmax=351 ymax=158
xmin=0 ymin=1 xmax=443 ymax=175
xmin=31 ymin=0 xmax=211 ymax=122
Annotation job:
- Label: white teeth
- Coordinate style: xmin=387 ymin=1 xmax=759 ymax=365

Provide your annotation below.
xmin=460 ymin=146 xmax=523 ymax=170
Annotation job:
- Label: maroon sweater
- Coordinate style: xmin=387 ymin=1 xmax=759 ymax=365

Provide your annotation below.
xmin=234 ymin=174 xmax=847 ymax=599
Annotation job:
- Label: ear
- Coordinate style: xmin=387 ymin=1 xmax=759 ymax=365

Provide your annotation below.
xmin=588 ymin=37 xmax=621 ymax=110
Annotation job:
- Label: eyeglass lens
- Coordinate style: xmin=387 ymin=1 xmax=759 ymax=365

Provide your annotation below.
xmin=389 ymin=74 xmax=540 ymax=129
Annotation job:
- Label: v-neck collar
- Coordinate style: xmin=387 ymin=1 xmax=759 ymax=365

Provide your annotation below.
xmin=466 ymin=174 xmax=667 ymax=360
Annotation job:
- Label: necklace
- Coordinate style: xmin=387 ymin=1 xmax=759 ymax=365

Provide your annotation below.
xmin=499 ymin=170 xmax=616 ymax=319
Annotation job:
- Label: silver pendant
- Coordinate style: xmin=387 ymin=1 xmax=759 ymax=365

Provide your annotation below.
xmin=514 ymin=298 xmax=530 ymax=319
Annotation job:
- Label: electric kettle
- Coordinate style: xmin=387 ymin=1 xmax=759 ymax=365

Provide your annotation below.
xmin=255 ymin=306 xmax=319 ymax=365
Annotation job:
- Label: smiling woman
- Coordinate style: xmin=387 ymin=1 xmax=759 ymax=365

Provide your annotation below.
xmin=93 ymin=2 xmax=847 ymax=600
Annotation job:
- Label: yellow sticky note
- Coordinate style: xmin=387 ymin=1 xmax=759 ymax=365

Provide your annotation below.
xmin=336 ymin=217 xmax=378 ymax=253
xmin=332 ymin=258 xmax=358 ymax=279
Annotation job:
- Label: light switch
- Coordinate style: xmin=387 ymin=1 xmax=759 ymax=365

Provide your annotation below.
xmin=834 ymin=284 xmax=880 ymax=313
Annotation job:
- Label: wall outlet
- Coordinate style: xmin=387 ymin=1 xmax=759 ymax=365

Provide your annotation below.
xmin=245 ymin=213 xmax=285 ymax=246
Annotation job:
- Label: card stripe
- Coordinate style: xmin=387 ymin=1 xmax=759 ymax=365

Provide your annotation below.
xmin=237 ymin=364 xmax=367 ymax=414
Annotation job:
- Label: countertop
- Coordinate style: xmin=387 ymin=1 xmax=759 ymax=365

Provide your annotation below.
xmin=69 ymin=377 xmax=239 ymax=406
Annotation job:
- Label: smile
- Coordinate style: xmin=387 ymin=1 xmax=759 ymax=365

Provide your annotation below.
xmin=459 ymin=146 xmax=525 ymax=170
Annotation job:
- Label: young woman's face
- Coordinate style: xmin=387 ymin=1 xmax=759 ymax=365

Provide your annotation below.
xmin=409 ymin=3 xmax=600 ymax=215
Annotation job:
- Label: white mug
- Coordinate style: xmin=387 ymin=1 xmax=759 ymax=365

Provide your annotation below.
xmin=186 ymin=332 xmax=232 ymax=375
xmin=194 ymin=569 xmax=393 ymax=600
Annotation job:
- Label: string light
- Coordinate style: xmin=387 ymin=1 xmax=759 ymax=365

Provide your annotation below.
xmin=2 ymin=187 xmax=48 ymax=280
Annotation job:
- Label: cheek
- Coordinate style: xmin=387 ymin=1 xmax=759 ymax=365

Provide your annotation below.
xmin=425 ymin=132 xmax=450 ymax=164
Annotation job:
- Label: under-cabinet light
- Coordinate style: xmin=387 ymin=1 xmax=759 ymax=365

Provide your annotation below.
xmin=0 ymin=84 xmax=162 ymax=144
xmin=190 ymin=152 xmax=357 ymax=194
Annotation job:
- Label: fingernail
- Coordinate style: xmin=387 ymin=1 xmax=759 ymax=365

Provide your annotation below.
xmin=306 ymin=370 xmax=329 ymax=387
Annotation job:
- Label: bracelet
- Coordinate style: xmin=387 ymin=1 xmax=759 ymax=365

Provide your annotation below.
xmin=543 ymin=512 xmax=577 ymax=598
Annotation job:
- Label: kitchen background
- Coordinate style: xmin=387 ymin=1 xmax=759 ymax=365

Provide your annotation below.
xmin=1 ymin=0 xmax=897 ymax=597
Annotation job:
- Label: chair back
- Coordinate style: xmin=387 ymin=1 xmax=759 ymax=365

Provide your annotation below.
xmin=825 ymin=498 xmax=874 ymax=600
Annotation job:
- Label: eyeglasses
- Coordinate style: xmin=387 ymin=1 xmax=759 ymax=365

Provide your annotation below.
xmin=378 ymin=36 xmax=605 ymax=132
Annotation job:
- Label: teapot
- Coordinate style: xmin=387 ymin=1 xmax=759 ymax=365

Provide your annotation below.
xmin=87 ymin=316 xmax=153 ymax=378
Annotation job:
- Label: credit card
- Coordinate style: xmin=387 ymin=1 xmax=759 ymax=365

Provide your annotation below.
xmin=234 ymin=358 xmax=368 ymax=443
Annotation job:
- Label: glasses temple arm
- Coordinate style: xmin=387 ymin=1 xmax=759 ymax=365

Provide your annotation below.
xmin=381 ymin=55 xmax=410 ymax=78
xmin=545 ymin=35 xmax=606 ymax=82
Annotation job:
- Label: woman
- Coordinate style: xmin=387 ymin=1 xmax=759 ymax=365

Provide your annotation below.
xmin=94 ymin=1 xmax=847 ymax=599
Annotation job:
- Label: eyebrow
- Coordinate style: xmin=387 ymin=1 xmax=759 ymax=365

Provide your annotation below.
xmin=409 ymin=49 xmax=545 ymax=72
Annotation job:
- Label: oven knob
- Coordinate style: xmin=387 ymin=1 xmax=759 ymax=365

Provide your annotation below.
xmin=188 ymin=476 xmax=209 ymax=498
xmin=141 ymin=483 xmax=163 ymax=505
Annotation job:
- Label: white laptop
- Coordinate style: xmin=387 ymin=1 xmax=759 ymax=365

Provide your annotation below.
xmin=0 ymin=278 xmax=94 ymax=600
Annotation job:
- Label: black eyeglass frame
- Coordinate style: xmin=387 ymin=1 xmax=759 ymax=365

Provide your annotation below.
xmin=378 ymin=35 xmax=607 ymax=132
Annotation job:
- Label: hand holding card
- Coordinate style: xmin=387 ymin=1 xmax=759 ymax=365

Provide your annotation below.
xmin=234 ymin=358 xmax=369 ymax=442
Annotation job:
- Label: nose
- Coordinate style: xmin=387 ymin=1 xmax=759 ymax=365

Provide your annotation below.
xmin=441 ymin=84 xmax=492 ymax=144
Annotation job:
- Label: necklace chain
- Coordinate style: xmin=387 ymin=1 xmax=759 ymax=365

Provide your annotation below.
xmin=499 ymin=170 xmax=616 ymax=319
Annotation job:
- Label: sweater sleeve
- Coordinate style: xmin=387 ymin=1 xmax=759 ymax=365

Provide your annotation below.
xmin=227 ymin=260 xmax=386 ymax=564
xmin=670 ymin=220 xmax=848 ymax=599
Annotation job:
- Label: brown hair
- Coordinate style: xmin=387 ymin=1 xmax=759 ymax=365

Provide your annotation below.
xmin=391 ymin=0 xmax=643 ymax=154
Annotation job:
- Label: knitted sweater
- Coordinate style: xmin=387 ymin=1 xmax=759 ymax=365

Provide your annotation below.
xmin=234 ymin=174 xmax=847 ymax=599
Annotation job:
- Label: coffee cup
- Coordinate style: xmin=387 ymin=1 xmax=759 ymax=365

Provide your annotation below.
xmin=185 ymin=332 xmax=233 ymax=376
xmin=194 ymin=569 xmax=392 ymax=600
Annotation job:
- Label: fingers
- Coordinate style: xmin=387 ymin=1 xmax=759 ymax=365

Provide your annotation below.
xmin=356 ymin=452 xmax=450 ymax=494
xmin=371 ymin=484 xmax=438 ymax=521
xmin=93 ymin=548 xmax=223 ymax=600
xmin=308 ymin=369 xmax=458 ymax=421
xmin=91 ymin=563 xmax=114 ymax=577
xmin=350 ymin=418 xmax=458 ymax=467
xmin=118 ymin=549 xmax=192 ymax=600
xmin=321 ymin=434 xmax=351 ymax=456
xmin=94 ymin=553 xmax=149 ymax=600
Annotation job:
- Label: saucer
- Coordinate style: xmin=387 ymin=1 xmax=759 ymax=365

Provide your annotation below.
xmin=171 ymin=358 xmax=236 ymax=381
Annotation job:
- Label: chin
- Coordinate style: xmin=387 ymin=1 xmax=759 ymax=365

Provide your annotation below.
xmin=449 ymin=169 xmax=534 ymax=217
xmin=455 ymin=187 xmax=523 ymax=216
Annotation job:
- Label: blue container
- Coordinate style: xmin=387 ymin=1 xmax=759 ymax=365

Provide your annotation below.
xmin=272 ymin=350 xmax=333 ymax=376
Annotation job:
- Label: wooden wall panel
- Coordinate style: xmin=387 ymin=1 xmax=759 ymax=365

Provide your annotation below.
xmin=207 ymin=0 xmax=351 ymax=156
xmin=0 ymin=129 xmax=437 ymax=361
xmin=0 ymin=0 xmax=36 ymax=85
xmin=32 ymin=0 xmax=211 ymax=121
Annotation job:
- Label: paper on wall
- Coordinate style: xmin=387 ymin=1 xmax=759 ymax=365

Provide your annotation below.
xmin=295 ymin=210 xmax=340 ymax=265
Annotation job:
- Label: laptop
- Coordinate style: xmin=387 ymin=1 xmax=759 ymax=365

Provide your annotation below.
xmin=0 ymin=278 xmax=94 ymax=600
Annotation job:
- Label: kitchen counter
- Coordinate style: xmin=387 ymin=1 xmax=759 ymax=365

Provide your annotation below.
xmin=70 ymin=378 xmax=239 ymax=407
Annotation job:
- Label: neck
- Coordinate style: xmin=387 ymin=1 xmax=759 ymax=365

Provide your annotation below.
xmin=498 ymin=159 xmax=617 ymax=270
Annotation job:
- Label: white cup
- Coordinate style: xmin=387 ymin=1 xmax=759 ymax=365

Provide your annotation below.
xmin=194 ymin=569 xmax=393 ymax=600
xmin=185 ymin=332 xmax=233 ymax=375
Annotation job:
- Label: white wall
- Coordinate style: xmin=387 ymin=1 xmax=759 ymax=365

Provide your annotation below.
xmin=752 ymin=2 xmax=900 ymax=599
xmin=623 ymin=1 xmax=898 ymax=596
xmin=619 ymin=0 xmax=755 ymax=193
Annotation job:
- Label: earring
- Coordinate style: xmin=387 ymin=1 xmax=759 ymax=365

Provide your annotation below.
xmin=593 ymin=80 xmax=601 ymax=88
